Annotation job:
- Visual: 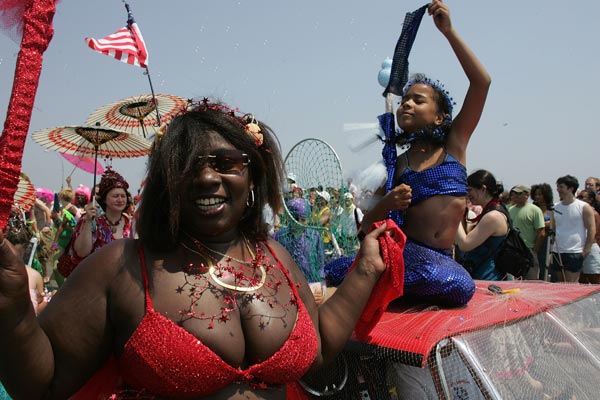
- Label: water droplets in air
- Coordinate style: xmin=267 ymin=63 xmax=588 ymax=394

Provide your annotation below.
xmin=156 ymin=71 xmax=166 ymax=87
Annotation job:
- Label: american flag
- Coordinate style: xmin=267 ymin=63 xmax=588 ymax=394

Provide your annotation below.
xmin=85 ymin=3 xmax=148 ymax=68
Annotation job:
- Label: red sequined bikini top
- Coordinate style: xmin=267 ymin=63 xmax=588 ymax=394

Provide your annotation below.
xmin=117 ymin=242 xmax=318 ymax=398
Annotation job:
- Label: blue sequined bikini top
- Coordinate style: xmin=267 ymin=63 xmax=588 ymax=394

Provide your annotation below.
xmin=396 ymin=150 xmax=467 ymax=206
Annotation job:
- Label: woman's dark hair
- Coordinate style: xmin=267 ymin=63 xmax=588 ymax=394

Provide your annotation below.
xmin=74 ymin=193 xmax=88 ymax=208
xmin=137 ymin=104 xmax=284 ymax=251
xmin=531 ymin=183 xmax=553 ymax=208
xmin=405 ymin=73 xmax=452 ymax=117
xmin=467 ymin=169 xmax=504 ymax=198
xmin=579 ymin=188 xmax=600 ymax=213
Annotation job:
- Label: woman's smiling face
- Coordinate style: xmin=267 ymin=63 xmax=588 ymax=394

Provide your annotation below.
xmin=180 ymin=131 xmax=252 ymax=242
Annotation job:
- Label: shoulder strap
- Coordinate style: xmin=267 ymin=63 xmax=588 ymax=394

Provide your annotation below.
xmin=136 ymin=241 xmax=153 ymax=310
xmin=263 ymin=240 xmax=303 ymax=302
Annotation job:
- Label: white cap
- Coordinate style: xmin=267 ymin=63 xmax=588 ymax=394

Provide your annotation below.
xmin=316 ymin=190 xmax=330 ymax=203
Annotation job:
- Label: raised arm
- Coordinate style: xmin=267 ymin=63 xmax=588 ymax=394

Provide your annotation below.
xmin=0 ymin=231 xmax=118 ymax=399
xmin=430 ymin=0 xmax=491 ymax=157
xmin=315 ymin=223 xmax=387 ymax=362
xmin=0 ymin=231 xmax=55 ymax=398
xmin=72 ymin=203 xmax=98 ymax=259
xmin=455 ymin=211 xmax=507 ymax=252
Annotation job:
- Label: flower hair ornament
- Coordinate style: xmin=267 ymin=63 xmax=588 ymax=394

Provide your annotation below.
xmin=186 ymin=97 xmax=265 ymax=148
xmin=242 ymin=114 xmax=263 ymax=147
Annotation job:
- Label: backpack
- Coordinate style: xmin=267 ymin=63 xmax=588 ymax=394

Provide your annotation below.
xmin=488 ymin=206 xmax=535 ymax=278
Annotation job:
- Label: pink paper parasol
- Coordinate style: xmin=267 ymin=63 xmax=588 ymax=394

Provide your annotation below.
xmin=60 ymin=152 xmax=105 ymax=175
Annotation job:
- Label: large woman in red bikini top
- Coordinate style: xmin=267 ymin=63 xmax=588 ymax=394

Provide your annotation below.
xmin=117 ymin=242 xmax=318 ymax=398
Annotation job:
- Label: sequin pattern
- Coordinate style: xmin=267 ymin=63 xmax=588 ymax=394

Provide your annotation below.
xmin=393 ymin=152 xmax=467 ymax=227
xmin=0 ymin=0 xmax=56 ymax=230
xmin=403 ymin=239 xmax=475 ymax=307
xmin=116 ymin=241 xmax=318 ymax=398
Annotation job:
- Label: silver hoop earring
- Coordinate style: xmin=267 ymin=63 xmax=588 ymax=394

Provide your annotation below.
xmin=246 ymin=189 xmax=255 ymax=208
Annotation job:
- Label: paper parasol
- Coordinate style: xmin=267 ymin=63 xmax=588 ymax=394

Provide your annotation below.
xmin=32 ymin=125 xmax=152 ymax=189
xmin=60 ymin=153 xmax=105 ymax=175
xmin=85 ymin=93 xmax=187 ymax=138
xmin=32 ymin=125 xmax=152 ymax=159
xmin=13 ymin=173 xmax=36 ymax=210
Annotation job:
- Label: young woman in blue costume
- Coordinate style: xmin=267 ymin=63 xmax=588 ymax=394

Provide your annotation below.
xmin=455 ymin=170 xmax=508 ymax=281
xmin=360 ymin=0 xmax=491 ymax=306
xmin=0 ymin=100 xmax=389 ymax=400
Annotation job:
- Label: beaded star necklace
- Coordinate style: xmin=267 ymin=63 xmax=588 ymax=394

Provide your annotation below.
xmin=182 ymin=232 xmax=267 ymax=292
xmin=177 ymin=233 xmax=294 ymax=330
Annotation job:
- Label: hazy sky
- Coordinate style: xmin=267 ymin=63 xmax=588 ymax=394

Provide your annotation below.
xmin=1 ymin=0 xmax=598 ymax=198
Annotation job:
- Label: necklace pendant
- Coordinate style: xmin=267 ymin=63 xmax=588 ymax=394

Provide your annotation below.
xmin=198 ymin=263 xmax=209 ymax=274
xmin=111 ymin=225 xmax=117 ymax=234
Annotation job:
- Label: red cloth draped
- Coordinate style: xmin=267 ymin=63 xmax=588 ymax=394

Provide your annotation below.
xmin=352 ymin=219 xmax=406 ymax=340
xmin=0 ymin=0 xmax=57 ymax=230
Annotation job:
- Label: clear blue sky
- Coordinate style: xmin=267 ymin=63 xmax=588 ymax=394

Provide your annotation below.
xmin=1 ymin=0 xmax=598 ymax=197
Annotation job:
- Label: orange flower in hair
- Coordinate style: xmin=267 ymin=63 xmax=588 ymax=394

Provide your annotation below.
xmin=243 ymin=114 xmax=263 ymax=146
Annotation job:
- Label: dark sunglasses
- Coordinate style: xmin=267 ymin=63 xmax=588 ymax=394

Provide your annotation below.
xmin=197 ymin=149 xmax=250 ymax=174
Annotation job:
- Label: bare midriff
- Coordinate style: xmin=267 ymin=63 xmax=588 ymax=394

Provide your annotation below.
xmin=402 ymin=195 xmax=465 ymax=250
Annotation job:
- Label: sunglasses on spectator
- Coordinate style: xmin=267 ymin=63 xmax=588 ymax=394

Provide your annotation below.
xmin=197 ymin=149 xmax=250 ymax=174
xmin=577 ymin=195 xmax=585 ymax=200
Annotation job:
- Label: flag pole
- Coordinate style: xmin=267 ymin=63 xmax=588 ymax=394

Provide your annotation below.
xmin=123 ymin=1 xmax=162 ymax=126
xmin=143 ymin=66 xmax=162 ymax=126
